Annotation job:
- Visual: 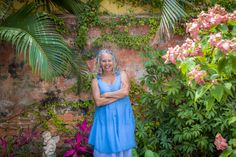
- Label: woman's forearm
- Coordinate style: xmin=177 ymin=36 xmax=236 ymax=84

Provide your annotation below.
xmin=95 ymin=97 xmax=118 ymax=107
xmin=102 ymin=88 xmax=128 ymax=99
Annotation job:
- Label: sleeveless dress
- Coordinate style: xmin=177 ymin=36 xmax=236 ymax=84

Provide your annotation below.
xmin=88 ymin=71 xmax=136 ymax=156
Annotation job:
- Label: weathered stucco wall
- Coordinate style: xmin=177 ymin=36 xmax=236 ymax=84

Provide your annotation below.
xmin=0 ymin=14 xmax=184 ymax=137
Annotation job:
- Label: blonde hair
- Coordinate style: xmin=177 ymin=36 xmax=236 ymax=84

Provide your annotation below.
xmin=95 ymin=49 xmax=119 ymax=76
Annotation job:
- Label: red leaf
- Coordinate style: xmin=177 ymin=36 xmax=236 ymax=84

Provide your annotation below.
xmin=75 ymin=133 xmax=82 ymax=144
xmin=79 ymin=120 xmax=87 ymax=132
xmin=64 ymin=149 xmax=76 ymax=157
xmin=77 ymin=146 xmax=93 ymax=154
xmin=64 ymin=139 xmax=75 ymax=147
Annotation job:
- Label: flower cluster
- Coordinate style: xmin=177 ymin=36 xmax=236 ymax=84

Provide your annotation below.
xmin=162 ymin=38 xmax=202 ymax=64
xmin=214 ymin=133 xmax=228 ymax=150
xmin=186 ymin=5 xmax=234 ymax=40
xmin=162 ymin=5 xmax=236 ymax=86
xmin=188 ymin=65 xmax=207 ymax=85
xmin=209 ymin=33 xmax=236 ymax=53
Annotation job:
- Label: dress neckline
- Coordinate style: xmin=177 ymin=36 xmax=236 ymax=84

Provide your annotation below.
xmin=101 ymin=75 xmax=117 ymax=85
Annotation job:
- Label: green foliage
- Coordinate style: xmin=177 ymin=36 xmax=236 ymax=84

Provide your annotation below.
xmin=0 ymin=2 xmax=73 ymax=80
xmin=70 ymin=72 xmax=95 ymax=93
xmin=75 ymin=0 xmax=101 ymax=48
xmin=139 ymin=49 xmax=236 ymax=156
xmin=209 ymin=0 xmax=236 ymax=12
xmin=49 ymin=14 xmax=68 ymax=34
xmin=37 ymin=91 xmax=94 ymax=134
xmin=114 ymin=0 xmax=162 ymax=8
xmin=93 ymin=16 xmax=159 ymax=50
xmin=129 ymin=79 xmax=146 ymax=105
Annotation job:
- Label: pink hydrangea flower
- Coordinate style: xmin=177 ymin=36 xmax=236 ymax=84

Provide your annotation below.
xmin=214 ymin=133 xmax=228 ymax=150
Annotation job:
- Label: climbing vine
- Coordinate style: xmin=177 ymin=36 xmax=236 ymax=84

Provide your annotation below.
xmin=92 ymin=15 xmax=159 ymax=50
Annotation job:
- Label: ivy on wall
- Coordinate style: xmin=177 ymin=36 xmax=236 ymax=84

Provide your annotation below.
xmin=92 ymin=15 xmax=159 ymax=50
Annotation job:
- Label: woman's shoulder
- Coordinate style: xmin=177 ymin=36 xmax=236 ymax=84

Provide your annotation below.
xmin=92 ymin=78 xmax=98 ymax=85
xmin=119 ymin=70 xmax=128 ymax=76
xmin=119 ymin=70 xmax=129 ymax=81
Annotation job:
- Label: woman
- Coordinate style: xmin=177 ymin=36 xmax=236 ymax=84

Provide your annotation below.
xmin=88 ymin=49 xmax=136 ymax=157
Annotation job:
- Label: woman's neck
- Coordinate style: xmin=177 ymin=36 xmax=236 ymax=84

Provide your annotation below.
xmin=103 ymin=71 xmax=114 ymax=77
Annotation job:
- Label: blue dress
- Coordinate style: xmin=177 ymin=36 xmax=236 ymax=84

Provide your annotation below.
xmin=88 ymin=71 xmax=136 ymax=155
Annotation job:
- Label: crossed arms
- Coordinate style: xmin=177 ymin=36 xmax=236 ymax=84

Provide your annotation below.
xmin=92 ymin=71 xmax=130 ymax=107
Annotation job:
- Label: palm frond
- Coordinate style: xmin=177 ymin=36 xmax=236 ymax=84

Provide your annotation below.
xmin=35 ymin=0 xmax=84 ymax=15
xmin=0 ymin=3 xmax=72 ymax=80
xmin=158 ymin=0 xmax=187 ymax=40
xmin=69 ymin=53 xmax=88 ymax=94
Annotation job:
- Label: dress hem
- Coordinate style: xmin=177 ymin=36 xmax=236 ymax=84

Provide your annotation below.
xmin=90 ymin=144 xmax=136 ymax=154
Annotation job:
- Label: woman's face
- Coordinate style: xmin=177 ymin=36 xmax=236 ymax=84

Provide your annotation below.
xmin=100 ymin=53 xmax=113 ymax=73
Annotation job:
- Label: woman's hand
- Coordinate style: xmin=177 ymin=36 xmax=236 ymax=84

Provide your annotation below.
xmin=101 ymin=93 xmax=108 ymax=98
xmin=92 ymin=79 xmax=118 ymax=107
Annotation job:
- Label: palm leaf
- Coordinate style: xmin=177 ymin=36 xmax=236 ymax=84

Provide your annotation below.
xmin=0 ymin=3 xmax=72 ymax=80
xmin=35 ymin=0 xmax=84 ymax=15
xmin=158 ymin=0 xmax=187 ymax=40
xmin=70 ymin=53 xmax=88 ymax=94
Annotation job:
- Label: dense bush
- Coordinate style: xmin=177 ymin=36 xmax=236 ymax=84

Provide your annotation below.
xmin=137 ymin=5 xmax=236 ymax=157
xmin=138 ymin=48 xmax=236 ymax=156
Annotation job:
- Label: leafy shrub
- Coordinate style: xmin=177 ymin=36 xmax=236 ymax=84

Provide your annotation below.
xmin=138 ymin=47 xmax=236 ymax=157
xmin=64 ymin=120 xmax=93 ymax=157
xmin=146 ymin=5 xmax=236 ymax=157
xmin=0 ymin=128 xmax=41 ymax=157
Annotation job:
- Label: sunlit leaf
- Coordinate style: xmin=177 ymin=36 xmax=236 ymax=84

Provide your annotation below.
xmin=210 ymin=84 xmax=224 ymax=102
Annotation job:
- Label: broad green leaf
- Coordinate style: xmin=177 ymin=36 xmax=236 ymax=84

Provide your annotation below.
xmin=218 ymin=57 xmax=229 ymax=74
xmin=224 ymin=82 xmax=233 ymax=96
xmin=229 ymin=150 xmax=236 ymax=157
xmin=201 ymin=38 xmax=212 ymax=55
xmin=213 ymin=49 xmax=224 ymax=63
xmin=210 ymin=74 xmax=219 ymax=79
xmin=229 ymin=53 xmax=236 ymax=72
xmin=197 ymin=56 xmax=207 ymax=63
xmin=132 ymin=149 xmax=139 ymax=157
xmin=217 ymin=24 xmax=229 ymax=33
xmin=145 ymin=150 xmax=159 ymax=157
xmin=229 ymin=139 xmax=236 ymax=147
xmin=228 ymin=117 xmax=236 ymax=125
xmin=210 ymin=84 xmax=224 ymax=102
xmin=206 ymin=97 xmax=215 ymax=112
xmin=227 ymin=20 xmax=236 ymax=26
xmin=232 ymin=25 xmax=236 ymax=36
xmin=179 ymin=58 xmax=196 ymax=74
xmin=195 ymin=84 xmax=211 ymax=102
xmin=220 ymin=146 xmax=233 ymax=157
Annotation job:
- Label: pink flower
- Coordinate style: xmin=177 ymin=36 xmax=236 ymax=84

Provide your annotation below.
xmin=220 ymin=42 xmax=231 ymax=53
xmin=229 ymin=11 xmax=236 ymax=21
xmin=214 ymin=133 xmax=228 ymax=150
xmin=211 ymin=79 xmax=218 ymax=85
xmin=209 ymin=33 xmax=222 ymax=47
xmin=208 ymin=5 xmax=227 ymax=16
xmin=188 ymin=65 xmax=207 ymax=85
xmin=186 ymin=22 xmax=200 ymax=40
xmin=190 ymin=45 xmax=203 ymax=57
xmin=215 ymin=40 xmax=231 ymax=53
xmin=230 ymin=38 xmax=236 ymax=52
